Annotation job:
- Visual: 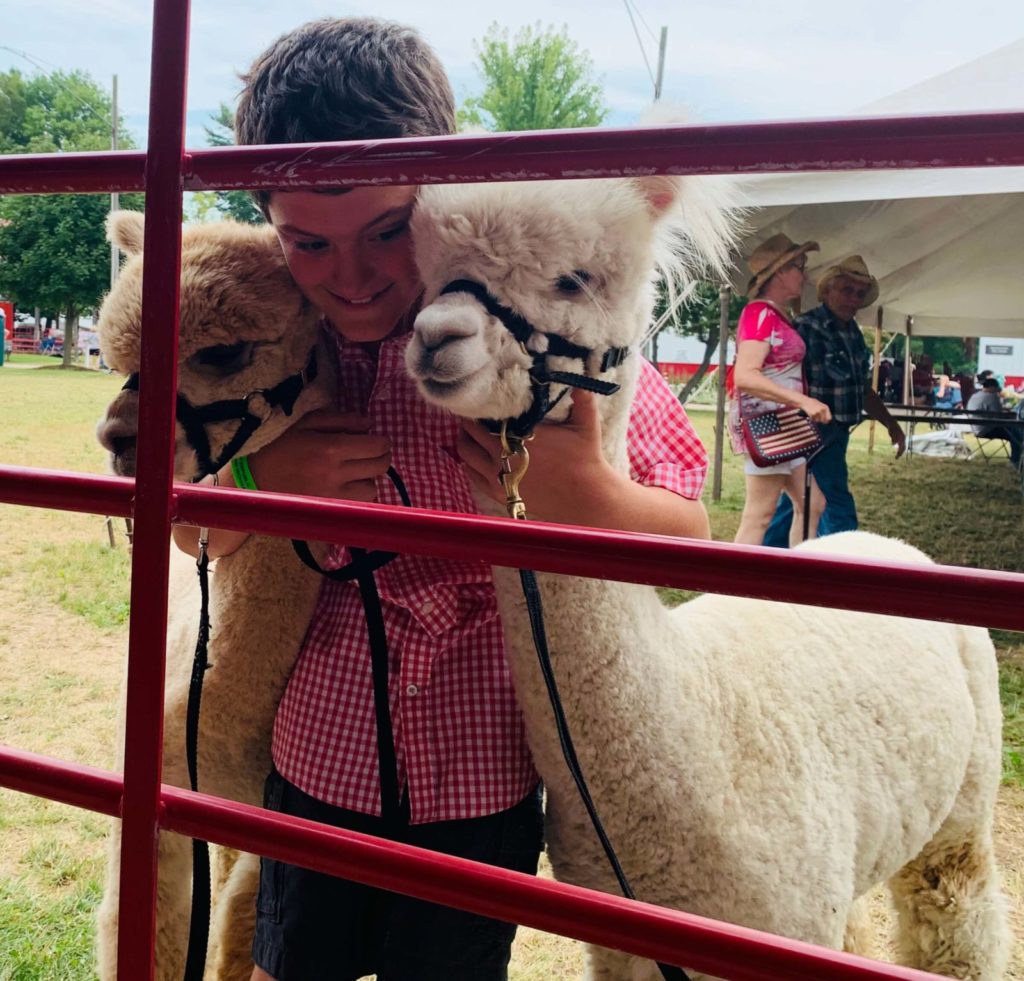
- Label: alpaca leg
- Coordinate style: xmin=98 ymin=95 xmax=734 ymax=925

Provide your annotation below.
xmin=585 ymin=943 xmax=730 ymax=981
xmin=889 ymin=830 xmax=1010 ymax=980
xmin=842 ymin=895 xmax=875 ymax=959
xmin=585 ymin=945 xmax=675 ymax=981
xmin=95 ymin=823 xmax=195 ymax=981
xmin=207 ymin=851 xmax=261 ymax=981
xmin=95 ymin=819 xmax=124 ymax=980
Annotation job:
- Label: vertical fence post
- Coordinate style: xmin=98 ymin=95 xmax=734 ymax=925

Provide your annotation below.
xmin=868 ymin=306 xmax=884 ymax=454
xmin=115 ymin=0 xmax=191 ymax=976
xmin=712 ymin=284 xmax=731 ymax=502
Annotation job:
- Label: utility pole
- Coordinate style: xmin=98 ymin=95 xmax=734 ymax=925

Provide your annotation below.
xmin=110 ymin=74 xmax=120 ymax=290
xmin=643 ymin=26 xmax=668 ymax=362
xmin=653 ymin=27 xmax=668 ymax=101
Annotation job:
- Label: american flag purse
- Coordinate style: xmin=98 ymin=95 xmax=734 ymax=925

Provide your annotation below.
xmin=740 ymin=406 xmax=823 ymax=467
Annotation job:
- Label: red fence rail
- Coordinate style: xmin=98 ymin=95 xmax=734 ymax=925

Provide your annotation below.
xmin=0 ymin=0 xmax=1022 ymax=977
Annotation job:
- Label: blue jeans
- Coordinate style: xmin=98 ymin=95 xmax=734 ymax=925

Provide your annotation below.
xmin=762 ymin=424 xmax=855 ymax=548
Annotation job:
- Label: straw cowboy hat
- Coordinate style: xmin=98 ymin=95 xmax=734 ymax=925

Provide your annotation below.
xmin=816 ymin=254 xmax=879 ymax=309
xmin=745 ymin=233 xmax=819 ymax=298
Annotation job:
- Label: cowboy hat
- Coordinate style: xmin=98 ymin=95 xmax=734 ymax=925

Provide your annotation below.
xmin=745 ymin=233 xmax=819 ymax=298
xmin=816 ymin=254 xmax=879 ymax=309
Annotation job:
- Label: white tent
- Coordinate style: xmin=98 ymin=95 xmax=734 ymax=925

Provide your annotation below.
xmin=734 ymin=38 xmax=1024 ymax=338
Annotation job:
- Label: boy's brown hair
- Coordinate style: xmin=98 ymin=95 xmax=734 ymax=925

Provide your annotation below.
xmin=235 ymin=16 xmax=457 ymax=213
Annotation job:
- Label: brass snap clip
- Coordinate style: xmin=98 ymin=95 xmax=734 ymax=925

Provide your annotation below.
xmin=497 ymin=421 xmax=531 ymax=521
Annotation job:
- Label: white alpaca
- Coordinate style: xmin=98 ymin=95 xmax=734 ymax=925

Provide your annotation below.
xmin=94 ymin=212 xmax=333 ymax=981
xmin=405 ymin=176 xmax=1010 ymax=980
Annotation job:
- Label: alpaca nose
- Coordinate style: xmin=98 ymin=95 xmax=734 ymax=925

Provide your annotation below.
xmin=96 ymin=389 xmax=140 ymax=475
xmin=413 ymin=296 xmax=487 ymax=355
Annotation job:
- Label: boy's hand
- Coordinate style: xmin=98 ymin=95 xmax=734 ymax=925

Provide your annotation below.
xmin=247 ymin=410 xmax=392 ymax=502
xmin=458 ymin=389 xmax=621 ymax=524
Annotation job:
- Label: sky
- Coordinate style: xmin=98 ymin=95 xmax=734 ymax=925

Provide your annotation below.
xmin=1 ymin=0 xmax=1023 ymax=150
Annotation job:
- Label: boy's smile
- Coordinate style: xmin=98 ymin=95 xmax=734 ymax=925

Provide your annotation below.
xmin=269 ymin=185 xmax=421 ymax=345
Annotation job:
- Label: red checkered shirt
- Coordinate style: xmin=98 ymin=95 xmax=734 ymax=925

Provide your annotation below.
xmin=273 ymin=331 xmax=708 ymax=824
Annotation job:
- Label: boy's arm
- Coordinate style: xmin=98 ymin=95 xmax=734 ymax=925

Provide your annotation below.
xmin=171 ymin=462 xmax=250 ymax=560
xmin=172 ymin=410 xmax=392 ymax=560
xmin=458 ymin=383 xmax=711 ymax=541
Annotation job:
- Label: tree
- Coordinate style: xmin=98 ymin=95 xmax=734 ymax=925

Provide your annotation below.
xmin=0 ymin=69 xmax=143 ymax=365
xmin=0 ymin=194 xmax=118 ymax=360
xmin=0 ymin=68 xmax=120 ymax=154
xmin=653 ymin=282 xmax=747 ymax=403
xmin=459 ymin=24 xmax=609 ymax=132
xmin=197 ymin=103 xmax=264 ymax=225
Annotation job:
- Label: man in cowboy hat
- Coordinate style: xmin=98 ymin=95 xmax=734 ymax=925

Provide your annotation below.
xmin=762 ymin=254 xmax=906 ymax=547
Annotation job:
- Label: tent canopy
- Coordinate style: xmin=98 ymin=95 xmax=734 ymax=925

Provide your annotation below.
xmin=732 ymin=39 xmax=1024 ymax=338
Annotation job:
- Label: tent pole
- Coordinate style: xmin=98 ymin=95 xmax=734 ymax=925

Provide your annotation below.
xmin=867 ymin=306 xmax=884 ymax=454
xmin=711 ymin=283 xmax=731 ymax=502
xmin=902 ymin=316 xmax=913 ymax=405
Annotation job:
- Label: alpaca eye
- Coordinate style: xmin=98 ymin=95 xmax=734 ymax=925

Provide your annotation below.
xmin=189 ymin=341 xmax=256 ymax=378
xmin=555 ymin=271 xmax=592 ymax=294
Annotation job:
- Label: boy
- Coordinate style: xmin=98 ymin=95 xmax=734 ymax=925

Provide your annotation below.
xmin=179 ymin=16 xmax=712 ymax=980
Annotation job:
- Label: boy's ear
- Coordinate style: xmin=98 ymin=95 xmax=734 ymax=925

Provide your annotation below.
xmin=107 ymin=210 xmax=145 ymax=254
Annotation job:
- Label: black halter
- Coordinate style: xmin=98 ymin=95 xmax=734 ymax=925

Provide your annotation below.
xmin=121 ymin=347 xmax=318 ymax=481
xmin=438 ymin=279 xmax=630 ymax=439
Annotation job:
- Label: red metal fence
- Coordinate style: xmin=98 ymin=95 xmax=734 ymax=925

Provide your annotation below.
xmin=1 ymin=1 xmax=1023 ymax=978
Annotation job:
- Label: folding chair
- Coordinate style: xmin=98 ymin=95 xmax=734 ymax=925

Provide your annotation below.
xmin=969 ymin=433 xmax=1012 ymax=462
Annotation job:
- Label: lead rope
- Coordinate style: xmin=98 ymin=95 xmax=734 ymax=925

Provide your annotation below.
xmin=182 ymin=469 xmax=411 ymax=981
xmin=184 ymin=478 xmax=216 ymax=981
xmin=497 ymin=424 xmax=690 ymax=981
xmin=289 ymin=466 xmax=413 ymax=826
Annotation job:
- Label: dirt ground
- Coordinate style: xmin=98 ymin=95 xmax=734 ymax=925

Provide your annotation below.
xmin=0 ymin=500 xmax=1021 ymax=977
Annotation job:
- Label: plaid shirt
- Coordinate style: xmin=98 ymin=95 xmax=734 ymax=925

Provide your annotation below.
xmin=273 ymin=331 xmax=708 ymax=824
xmin=795 ymin=304 xmax=872 ymax=427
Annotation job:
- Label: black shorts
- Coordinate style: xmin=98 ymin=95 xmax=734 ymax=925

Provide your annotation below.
xmin=252 ymin=769 xmax=544 ymax=981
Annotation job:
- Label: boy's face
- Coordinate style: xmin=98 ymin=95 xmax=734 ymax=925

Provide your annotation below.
xmin=268 ymin=186 xmax=420 ymax=345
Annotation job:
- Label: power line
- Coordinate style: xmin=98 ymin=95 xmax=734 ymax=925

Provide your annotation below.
xmin=622 ymin=0 xmax=657 ymax=88
xmin=0 ymin=44 xmax=114 ymax=128
xmin=626 ymin=0 xmax=660 ymax=44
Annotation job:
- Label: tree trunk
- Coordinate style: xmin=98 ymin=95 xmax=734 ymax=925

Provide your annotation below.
xmin=61 ymin=306 xmax=78 ymax=369
xmin=676 ymin=325 xmax=719 ymax=404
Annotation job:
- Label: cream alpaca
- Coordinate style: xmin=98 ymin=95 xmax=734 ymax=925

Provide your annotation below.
xmin=405 ymin=176 xmax=1010 ymax=980
xmin=94 ymin=211 xmax=332 ymax=981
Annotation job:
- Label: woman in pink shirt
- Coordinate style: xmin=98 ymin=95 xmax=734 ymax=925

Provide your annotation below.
xmin=731 ymin=234 xmax=832 ymax=546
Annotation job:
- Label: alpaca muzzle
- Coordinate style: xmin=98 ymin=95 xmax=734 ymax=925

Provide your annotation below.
xmin=110 ymin=347 xmax=318 ymax=481
xmin=96 ymin=388 xmax=139 ymax=476
xmin=437 ymin=278 xmax=630 ymax=439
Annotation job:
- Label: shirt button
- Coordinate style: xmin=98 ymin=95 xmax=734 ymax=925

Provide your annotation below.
xmin=406 ymin=684 xmax=420 ymax=697
xmin=420 ymin=601 xmax=434 ymax=615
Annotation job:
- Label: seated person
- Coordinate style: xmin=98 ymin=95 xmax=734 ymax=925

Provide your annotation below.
xmin=967 ymin=377 xmax=1022 ymax=466
xmin=932 ymin=373 xmax=961 ymax=410
xmin=955 ymin=370 xmax=975 ymax=406
xmin=876 ymin=358 xmax=893 ymax=397
xmin=911 ymin=354 xmax=936 ymax=405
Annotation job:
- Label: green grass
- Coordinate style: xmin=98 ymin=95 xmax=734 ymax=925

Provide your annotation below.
xmin=28 ymin=541 xmax=131 ymax=630
xmin=1 ymin=369 xmax=1024 ymax=975
xmin=2 ymin=353 xmax=64 ymax=370
xmin=997 ymin=637 xmax=1024 ymax=786
xmin=0 ymin=873 xmax=101 ymax=981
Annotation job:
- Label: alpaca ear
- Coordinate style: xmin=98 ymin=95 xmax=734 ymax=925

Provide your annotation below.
xmin=107 ymin=210 xmax=145 ymax=254
xmin=633 ymin=175 xmax=682 ymax=217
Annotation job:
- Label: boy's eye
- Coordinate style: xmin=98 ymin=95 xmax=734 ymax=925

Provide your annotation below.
xmin=294 ymin=239 xmax=328 ymax=253
xmin=377 ymin=222 xmax=408 ymax=242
